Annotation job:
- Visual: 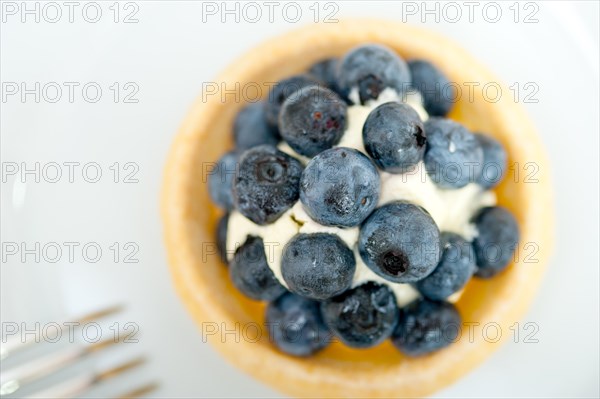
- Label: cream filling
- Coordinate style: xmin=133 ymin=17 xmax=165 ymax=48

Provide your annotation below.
xmin=227 ymin=89 xmax=495 ymax=306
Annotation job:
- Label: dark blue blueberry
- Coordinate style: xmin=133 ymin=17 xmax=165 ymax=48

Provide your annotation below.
xmin=264 ymin=74 xmax=320 ymax=128
xmin=423 ymin=118 xmax=484 ymax=189
xmin=300 ymin=147 xmax=380 ymax=227
xmin=216 ymin=213 xmax=229 ymax=264
xmin=279 ymin=85 xmax=347 ymax=157
xmin=359 ymin=201 xmax=441 ymax=283
xmin=229 ymin=236 xmax=286 ymax=301
xmin=233 ymin=102 xmax=280 ymax=150
xmin=392 ymin=298 xmax=461 ymax=356
xmin=408 ymin=60 xmax=454 ymax=117
xmin=337 ymin=44 xmax=411 ymax=104
xmin=415 ymin=232 xmax=476 ymax=300
xmin=281 ymin=233 xmax=355 ymax=300
xmin=266 ymin=292 xmax=332 ymax=357
xmin=208 ymin=150 xmax=238 ymax=210
xmin=308 ymin=58 xmax=341 ymax=94
xmin=474 ymin=133 xmax=508 ymax=189
xmin=233 ymin=145 xmax=303 ymax=225
xmin=472 ymin=206 xmax=519 ymax=278
xmin=321 ymin=282 xmax=398 ymax=348
xmin=363 ymin=102 xmax=426 ymax=173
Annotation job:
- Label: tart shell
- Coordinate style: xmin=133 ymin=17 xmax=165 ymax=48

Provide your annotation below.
xmin=161 ymin=20 xmax=554 ymax=398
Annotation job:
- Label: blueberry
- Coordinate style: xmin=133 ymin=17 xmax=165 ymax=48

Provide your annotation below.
xmin=474 ymin=133 xmax=508 ymax=189
xmin=229 ymin=236 xmax=286 ymax=301
xmin=415 ymin=232 xmax=476 ymax=300
xmin=233 ymin=102 xmax=280 ymax=150
xmin=321 ymin=282 xmax=398 ymax=348
xmin=363 ymin=102 xmax=426 ymax=173
xmin=264 ymin=74 xmax=320 ymax=128
xmin=308 ymin=58 xmax=341 ymax=94
xmin=266 ymin=292 xmax=332 ymax=357
xmin=281 ymin=233 xmax=355 ymax=300
xmin=208 ymin=150 xmax=238 ymax=210
xmin=233 ymin=145 xmax=303 ymax=225
xmin=408 ymin=60 xmax=454 ymax=117
xmin=423 ymin=118 xmax=484 ymax=189
xmin=359 ymin=201 xmax=441 ymax=283
xmin=300 ymin=147 xmax=380 ymax=227
xmin=392 ymin=298 xmax=461 ymax=356
xmin=472 ymin=206 xmax=519 ymax=278
xmin=216 ymin=213 xmax=229 ymax=263
xmin=337 ymin=44 xmax=411 ymax=104
xmin=278 ymin=86 xmax=347 ymax=157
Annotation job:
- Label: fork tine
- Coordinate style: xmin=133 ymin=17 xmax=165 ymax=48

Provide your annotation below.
xmin=86 ymin=335 xmax=126 ymax=353
xmin=93 ymin=357 xmax=147 ymax=383
xmin=74 ymin=304 xmax=125 ymax=324
xmin=114 ymin=381 xmax=159 ymax=399
xmin=24 ymin=356 xmax=147 ymax=399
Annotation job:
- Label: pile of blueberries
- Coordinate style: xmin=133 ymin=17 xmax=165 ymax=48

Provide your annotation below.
xmin=209 ymin=44 xmax=519 ymax=357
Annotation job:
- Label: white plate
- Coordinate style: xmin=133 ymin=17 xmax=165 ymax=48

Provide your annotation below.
xmin=1 ymin=1 xmax=598 ymax=397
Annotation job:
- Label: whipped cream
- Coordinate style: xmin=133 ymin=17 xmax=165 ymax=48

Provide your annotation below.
xmin=226 ymin=89 xmax=495 ymax=306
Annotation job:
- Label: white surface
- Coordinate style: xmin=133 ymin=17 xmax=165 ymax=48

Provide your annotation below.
xmin=1 ymin=1 xmax=598 ymax=398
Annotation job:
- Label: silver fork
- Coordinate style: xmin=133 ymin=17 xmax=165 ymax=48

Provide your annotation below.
xmin=1 ymin=305 xmax=123 ymax=362
xmin=0 ymin=306 xmax=158 ymax=398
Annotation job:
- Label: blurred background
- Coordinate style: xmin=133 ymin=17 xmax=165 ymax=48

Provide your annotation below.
xmin=1 ymin=1 xmax=598 ymax=397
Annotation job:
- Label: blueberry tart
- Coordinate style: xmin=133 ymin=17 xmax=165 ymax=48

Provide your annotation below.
xmin=162 ymin=20 xmax=553 ymax=398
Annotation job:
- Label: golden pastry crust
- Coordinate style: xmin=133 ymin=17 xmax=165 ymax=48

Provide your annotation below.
xmin=161 ymin=20 xmax=554 ymax=398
